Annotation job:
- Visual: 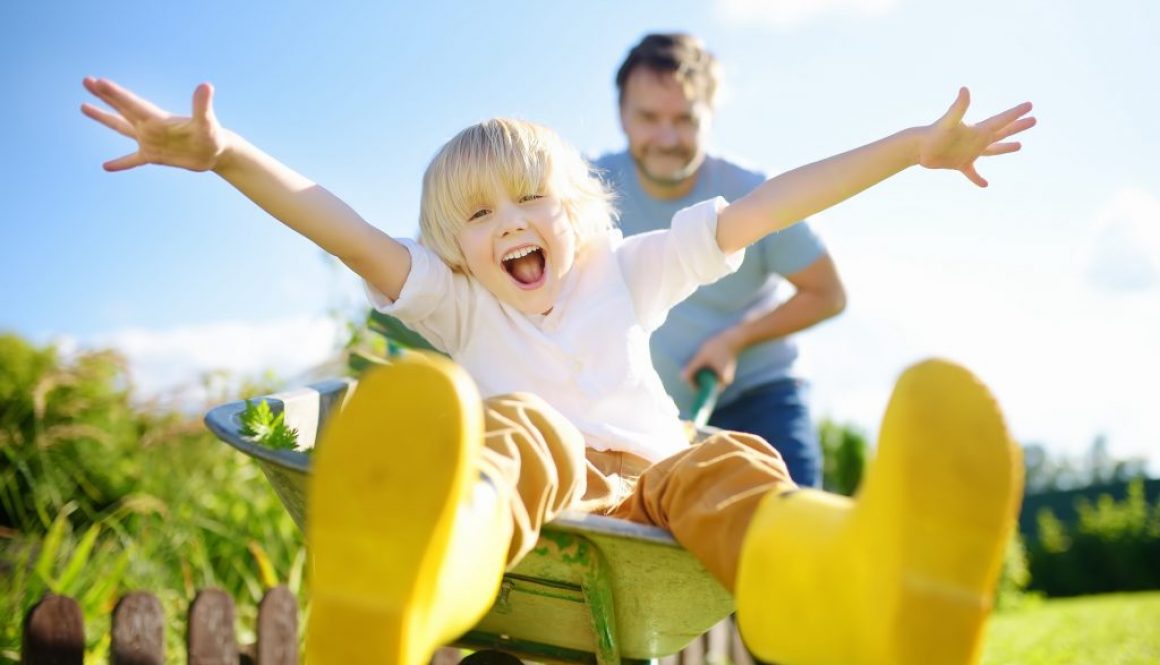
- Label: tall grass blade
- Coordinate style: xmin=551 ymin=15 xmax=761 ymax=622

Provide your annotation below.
xmin=33 ymin=503 xmax=75 ymax=590
xmin=56 ymin=522 xmax=103 ymax=592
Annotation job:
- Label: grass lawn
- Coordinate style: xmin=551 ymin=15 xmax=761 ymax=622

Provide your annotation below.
xmin=982 ymin=592 xmax=1160 ymax=664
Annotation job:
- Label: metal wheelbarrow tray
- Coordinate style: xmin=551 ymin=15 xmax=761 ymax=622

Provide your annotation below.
xmin=206 ymin=376 xmax=734 ymax=665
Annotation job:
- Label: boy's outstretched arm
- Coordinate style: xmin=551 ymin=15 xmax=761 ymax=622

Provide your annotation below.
xmin=716 ymin=88 xmax=1036 ymax=254
xmin=81 ymin=77 xmax=410 ymax=300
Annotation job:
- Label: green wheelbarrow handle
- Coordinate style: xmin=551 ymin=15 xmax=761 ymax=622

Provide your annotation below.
xmin=689 ymin=368 xmax=720 ymax=431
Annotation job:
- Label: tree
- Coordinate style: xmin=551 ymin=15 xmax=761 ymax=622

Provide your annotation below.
xmin=1022 ymin=437 xmax=1148 ymax=494
xmin=818 ymin=418 xmax=869 ymax=496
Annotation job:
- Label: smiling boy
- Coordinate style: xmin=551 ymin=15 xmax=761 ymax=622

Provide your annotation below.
xmin=83 ymin=75 xmax=1033 ymax=665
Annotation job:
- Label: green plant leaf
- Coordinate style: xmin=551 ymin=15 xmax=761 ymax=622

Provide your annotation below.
xmin=56 ymin=522 xmax=103 ymax=593
xmin=238 ymin=399 xmax=300 ymax=451
xmin=34 ymin=503 xmax=76 ymax=590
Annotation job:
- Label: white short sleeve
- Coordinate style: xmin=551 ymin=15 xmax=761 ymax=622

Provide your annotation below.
xmin=615 ymin=197 xmax=745 ymax=332
xmin=363 ymin=239 xmax=472 ymax=353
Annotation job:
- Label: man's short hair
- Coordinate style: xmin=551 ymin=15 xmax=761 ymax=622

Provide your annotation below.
xmin=615 ymin=33 xmax=720 ymax=108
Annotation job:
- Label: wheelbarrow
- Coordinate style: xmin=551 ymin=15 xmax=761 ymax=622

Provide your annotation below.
xmin=205 ymin=332 xmax=733 ymax=665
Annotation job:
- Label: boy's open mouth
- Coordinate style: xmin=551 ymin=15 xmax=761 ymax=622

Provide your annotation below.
xmin=501 ymin=245 xmax=546 ymax=287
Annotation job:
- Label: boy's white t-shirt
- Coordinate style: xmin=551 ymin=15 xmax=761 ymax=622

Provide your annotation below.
xmin=366 ymin=198 xmax=743 ymax=463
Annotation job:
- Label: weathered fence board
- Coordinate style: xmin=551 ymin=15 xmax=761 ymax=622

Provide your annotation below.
xmin=256 ymin=586 xmax=298 ymax=665
xmin=188 ymin=589 xmax=239 ymax=665
xmin=22 ymin=593 xmax=85 ymax=665
xmin=111 ymin=591 xmax=165 ymax=665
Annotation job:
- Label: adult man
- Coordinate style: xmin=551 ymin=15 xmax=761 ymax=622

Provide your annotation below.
xmin=595 ymin=33 xmax=847 ymax=487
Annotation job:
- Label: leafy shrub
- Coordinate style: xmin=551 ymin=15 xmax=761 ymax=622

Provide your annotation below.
xmin=1027 ymin=479 xmax=1160 ymax=597
xmin=818 ymin=418 xmax=868 ymax=496
xmin=0 ymin=333 xmax=304 ymax=662
xmin=0 ymin=334 xmax=140 ymax=531
xmin=995 ymin=532 xmax=1034 ymax=610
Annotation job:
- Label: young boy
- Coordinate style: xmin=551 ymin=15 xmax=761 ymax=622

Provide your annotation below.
xmin=82 ymin=76 xmax=1033 ymax=665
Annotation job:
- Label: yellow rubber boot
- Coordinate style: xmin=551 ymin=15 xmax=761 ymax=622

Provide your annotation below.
xmin=307 ymin=353 xmax=512 ymax=665
xmin=736 ymin=358 xmax=1024 ymax=665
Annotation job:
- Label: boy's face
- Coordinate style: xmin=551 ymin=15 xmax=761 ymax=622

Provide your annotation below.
xmin=456 ymin=190 xmax=577 ymax=315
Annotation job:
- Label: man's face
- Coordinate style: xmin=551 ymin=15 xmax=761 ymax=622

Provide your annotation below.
xmin=619 ymin=68 xmax=712 ymax=189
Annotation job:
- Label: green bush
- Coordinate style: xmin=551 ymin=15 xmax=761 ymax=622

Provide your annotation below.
xmin=0 ymin=333 xmax=304 ymax=663
xmin=1027 ymin=479 xmax=1160 ymax=597
xmin=818 ymin=418 xmax=868 ymax=496
xmin=0 ymin=334 xmax=141 ymax=531
xmin=995 ymin=532 xmax=1033 ymax=610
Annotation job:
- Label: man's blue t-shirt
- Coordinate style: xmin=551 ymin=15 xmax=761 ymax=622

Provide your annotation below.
xmin=593 ymin=151 xmax=826 ymax=417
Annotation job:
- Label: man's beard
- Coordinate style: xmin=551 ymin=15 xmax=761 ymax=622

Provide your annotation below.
xmin=633 ymin=149 xmax=702 ymax=187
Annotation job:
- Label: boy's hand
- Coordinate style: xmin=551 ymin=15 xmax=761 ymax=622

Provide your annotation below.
xmin=82 ymin=77 xmax=228 ymax=173
xmin=917 ymin=87 xmax=1036 ymax=187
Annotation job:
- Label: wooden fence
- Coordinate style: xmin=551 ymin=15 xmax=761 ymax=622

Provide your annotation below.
xmin=22 ymin=588 xmax=750 ymax=665
xmin=21 ymin=587 xmax=297 ymax=665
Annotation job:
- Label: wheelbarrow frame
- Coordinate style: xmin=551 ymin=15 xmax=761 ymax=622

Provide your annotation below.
xmin=205 ymin=331 xmax=732 ymax=665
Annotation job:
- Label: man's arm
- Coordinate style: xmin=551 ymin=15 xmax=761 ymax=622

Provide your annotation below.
xmin=82 ymin=77 xmax=410 ymax=300
xmin=715 ymin=89 xmax=1035 ymax=255
xmin=680 ymin=254 xmax=846 ymax=386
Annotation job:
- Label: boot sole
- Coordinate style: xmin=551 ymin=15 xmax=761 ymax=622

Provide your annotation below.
xmin=867 ymin=358 xmax=1024 ymax=665
xmin=307 ymin=354 xmax=483 ymax=665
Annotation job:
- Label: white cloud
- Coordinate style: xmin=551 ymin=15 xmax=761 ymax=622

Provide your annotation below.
xmin=66 ymin=316 xmax=347 ymax=409
xmin=1086 ymin=187 xmax=1160 ymax=292
xmin=715 ymin=0 xmax=900 ymax=29
xmin=797 ymin=230 xmax=1158 ymax=473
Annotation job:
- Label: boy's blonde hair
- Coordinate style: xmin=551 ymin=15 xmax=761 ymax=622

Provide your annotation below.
xmin=419 ymin=118 xmax=616 ymax=273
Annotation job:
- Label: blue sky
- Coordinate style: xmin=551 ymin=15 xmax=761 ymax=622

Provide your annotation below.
xmin=2 ymin=1 xmax=1157 ymax=470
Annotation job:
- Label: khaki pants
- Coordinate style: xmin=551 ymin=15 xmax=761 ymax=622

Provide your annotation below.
xmin=478 ymin=393 xmax=795 ymax=592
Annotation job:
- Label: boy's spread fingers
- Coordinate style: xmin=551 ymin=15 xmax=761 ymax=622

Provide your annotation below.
xmin=103 ymin=151 xmax=147 ymax=172
xmin=963 ymin=163 xmax=987 ymax=188
xmin=83 ymin=78 xmax=133 ymax=117
xmin=192 ymin=83 xmax=214 ymax=121
xmin=992 ymin=116 xmax=1037 ymax=142
xmin=982 ymin=142 xmax=1021 ymax=157
xmin=979 ymin=102 xmax=1033 ymax=133
xmin=943 ymin=87 xmax=970 ymax=126
xmin=89 ymin=78 xmax=165 ymax=121
xmin=80 ymin=103 xmax=136 ymax=138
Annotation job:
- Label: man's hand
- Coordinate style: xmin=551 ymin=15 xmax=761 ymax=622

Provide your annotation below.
xmin=82 ymin=77 xmax=229 ymax=173
xmin=681 ymin=329 xmax=744 ymax=388
xmin=917 ymin=87 xmax=1036 ymax=187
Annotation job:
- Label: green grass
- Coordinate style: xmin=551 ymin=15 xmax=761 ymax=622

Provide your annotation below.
xmin=0 ymin=336 xmax=306 ymax=663
xmin=5 ymin=335 xmax=1159 ymax=664
xmin=983 ymin=592 xmax=1160 ymax=664
xmin=0 ymin=440 xmax=306 ymax=664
